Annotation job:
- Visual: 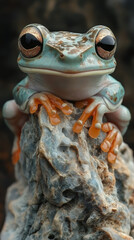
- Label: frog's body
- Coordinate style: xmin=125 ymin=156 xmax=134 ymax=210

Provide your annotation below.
xmin=3 ymin=24 xmax=131 ymax=164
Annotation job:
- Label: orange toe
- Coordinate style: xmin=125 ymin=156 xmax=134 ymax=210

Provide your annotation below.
xmin=29 ymin=99 xmax=39 ymax=114
xmin=101 ymin=123 xmax=113 ymax=132
xmin=61 ymin=105 xmax=73 ymax=115
xmin=73 ymin=121 xmax=83 ymax=133
xmin=88 ymin=126 xmax=101 ymax=139
xmin=101 ymin=141 xmax=110 ymax=153
xmin=49 ymin=112 xmax=61 ymax=125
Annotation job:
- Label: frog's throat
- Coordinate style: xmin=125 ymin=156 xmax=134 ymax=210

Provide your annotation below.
xmin=19 ymin=65 xmax=115 ymax=78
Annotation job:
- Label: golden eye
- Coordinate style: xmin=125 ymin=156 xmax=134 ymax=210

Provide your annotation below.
xmin=18 ymin=26 xmax=43 ymax=58
xmin=95 ymin=28 xmax=117 ymax=60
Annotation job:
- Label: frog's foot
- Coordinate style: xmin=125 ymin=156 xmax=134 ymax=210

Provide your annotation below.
xmin=73 ymin=98 xmax=108 ymax=138
xmin=29 ymin=93 xmax=72 ymax=125
xmin=101 ymin=123 xmax=123 ymax=164
xmin=12 ymin=134 xmax=21 ymax=164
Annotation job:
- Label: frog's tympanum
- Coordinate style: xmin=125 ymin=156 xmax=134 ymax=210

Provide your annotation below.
xmin=3 ymin=24 xmax=131 ymax=164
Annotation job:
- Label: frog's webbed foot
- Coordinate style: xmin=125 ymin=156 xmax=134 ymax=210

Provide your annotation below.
xmin=29 ymin=93 xmax=72 ymax=125
xmin=73 ymin=97 xmax=108 ymax=138
xmin=101 ymin=123 xmax=122 ymax=164
xmin=12 ymin=134 xmax=21 ymax=164
xmin=73 ymin=98 xmax=122 ymax=163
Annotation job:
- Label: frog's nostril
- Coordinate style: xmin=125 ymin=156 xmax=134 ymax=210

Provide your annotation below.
xmin=59 ymin=53 xmax=83 ymax=61
xmin=60 ymin=53 xmax=65 ymax=59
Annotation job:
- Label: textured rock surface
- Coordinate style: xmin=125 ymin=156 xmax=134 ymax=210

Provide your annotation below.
xmin=1 ymin=105 xmax=134 ymax=240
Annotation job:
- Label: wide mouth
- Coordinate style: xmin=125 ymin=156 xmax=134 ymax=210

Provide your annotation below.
xmin=19 ymin=65 xmax=115 ymax=78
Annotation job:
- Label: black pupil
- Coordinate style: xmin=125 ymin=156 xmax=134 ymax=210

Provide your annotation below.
xmin=20 ymin=33 xmax=41 ymax=49
xmin=97 ymin=35 xmax=115 ymax=51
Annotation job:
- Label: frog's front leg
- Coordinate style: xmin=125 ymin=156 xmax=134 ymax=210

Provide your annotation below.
xmin=13 ymin=77 xmax=72 ymax=120
xmin=73 ymin=81 xmax=128 ymax=163
xmin=12 ymin=77 xmax=72 ymax=163
xmin=29 ymin=93 xmax=72 ymax=125
xmin=73 ymin=96 xmax=112 ymax=138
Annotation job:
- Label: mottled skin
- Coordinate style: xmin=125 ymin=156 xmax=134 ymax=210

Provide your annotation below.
xmin=2 ymin=24 xmax=131 ymax=164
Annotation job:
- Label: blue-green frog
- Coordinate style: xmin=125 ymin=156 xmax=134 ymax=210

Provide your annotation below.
xmin=3 ymin=24 xmax=131 ymax=164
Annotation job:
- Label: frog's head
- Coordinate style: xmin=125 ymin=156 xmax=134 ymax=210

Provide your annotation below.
xmin=17 ymin=24 xmax=117 ymax=78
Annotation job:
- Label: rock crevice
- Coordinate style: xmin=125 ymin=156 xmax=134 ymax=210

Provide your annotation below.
xmin=1 ymin=106 xmax=134 ymax=240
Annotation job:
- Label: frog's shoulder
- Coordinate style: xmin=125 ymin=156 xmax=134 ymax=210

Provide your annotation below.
xmin=13 ymin=76 xmax=29 ymax=94
xmin=105 ymin=74 xmax=124 ymax=90
xmin=13 ymin=76 xmax=36 ymax=109
xmin=106 ymin=74 xmax=120 ymax=84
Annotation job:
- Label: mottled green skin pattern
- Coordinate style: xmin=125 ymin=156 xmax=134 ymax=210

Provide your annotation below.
xmin=18 ymin=25 xmax=116 ymax=72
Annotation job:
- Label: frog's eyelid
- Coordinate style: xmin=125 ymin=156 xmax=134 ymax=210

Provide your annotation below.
xmin=38 ymin=25 xmax=50 ymax=37
xmin=86 ymin=25 xmax=110 ymax=32
xmin=21 ymin=24 xmax=50 ymax=40
xmin=25 ymin=23 xmax=49 ymax=32
xmin=86 ymin=26 xmax=114 ymax=41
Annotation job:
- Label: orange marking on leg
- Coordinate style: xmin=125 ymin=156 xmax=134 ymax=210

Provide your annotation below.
xmin=46 ymin=93 xmax=72 ymax=115
xmin=12 ymin=134 xmax=21 ymax=164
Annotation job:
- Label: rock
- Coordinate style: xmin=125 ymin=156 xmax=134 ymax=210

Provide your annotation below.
xmin=1 ymin=105 xmax=134 ymax=240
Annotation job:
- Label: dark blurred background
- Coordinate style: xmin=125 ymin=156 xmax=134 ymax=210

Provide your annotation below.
xmin=0 ymin=0 xmax=134 ymax=230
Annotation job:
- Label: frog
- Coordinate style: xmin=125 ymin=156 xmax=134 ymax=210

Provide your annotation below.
xmin=2 ymin=23 xmax=131 ymax=164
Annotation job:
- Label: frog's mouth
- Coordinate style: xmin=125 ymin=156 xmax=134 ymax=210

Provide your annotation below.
xmin=19 ymin=65 xmax=115 ymax=77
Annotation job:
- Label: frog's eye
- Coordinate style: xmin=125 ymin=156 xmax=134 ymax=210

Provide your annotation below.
xmin=18 ymin=26 xmax=43 ymax=58
xmin=95 ymin=28 xmax=117 ymax=60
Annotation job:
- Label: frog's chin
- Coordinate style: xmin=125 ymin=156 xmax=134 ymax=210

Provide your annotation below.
xmin=19 ymin=65 xmax=115 ymax=77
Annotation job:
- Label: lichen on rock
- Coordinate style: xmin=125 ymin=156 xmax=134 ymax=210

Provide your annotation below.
xmin=1 ymin=105 xmax=134 ymax=240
